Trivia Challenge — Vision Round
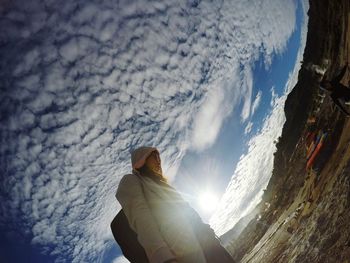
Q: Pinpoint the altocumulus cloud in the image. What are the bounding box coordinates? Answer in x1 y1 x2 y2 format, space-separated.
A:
1 0 297 261
210 0 309 236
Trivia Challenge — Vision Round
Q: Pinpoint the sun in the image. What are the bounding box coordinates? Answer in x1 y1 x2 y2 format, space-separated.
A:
198 191 219 213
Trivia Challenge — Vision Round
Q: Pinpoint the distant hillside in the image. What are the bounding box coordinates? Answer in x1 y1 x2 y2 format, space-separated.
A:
220 203 262 247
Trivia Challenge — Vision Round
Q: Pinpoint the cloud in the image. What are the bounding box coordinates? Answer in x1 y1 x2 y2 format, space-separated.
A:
190 66 241 151
251 90 262 116
243 90 262 135
112 256 129 263
244 121 253 135
210 86 287 236
0 0 298 262
209 0 310 236
190 0 298 149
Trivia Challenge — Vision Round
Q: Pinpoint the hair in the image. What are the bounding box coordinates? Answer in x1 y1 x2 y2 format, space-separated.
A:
137 164 168 184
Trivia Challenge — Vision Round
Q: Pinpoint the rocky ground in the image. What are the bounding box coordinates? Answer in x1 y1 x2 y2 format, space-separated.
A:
224 0 350 262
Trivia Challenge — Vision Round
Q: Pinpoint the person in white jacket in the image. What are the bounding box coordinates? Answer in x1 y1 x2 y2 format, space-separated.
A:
116 146 235 263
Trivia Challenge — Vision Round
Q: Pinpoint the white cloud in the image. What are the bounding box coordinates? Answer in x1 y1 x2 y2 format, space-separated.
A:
209 0 310 236
190 65 241 151
112 256 129 263
210 87 287 236
244 121 253 135
251 90 262 116
239 66 254 122
190 0 298 149
0 0 299 262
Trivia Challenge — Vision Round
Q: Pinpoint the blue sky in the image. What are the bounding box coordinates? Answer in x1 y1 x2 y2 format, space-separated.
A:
0 0 308 262
209 1 309 236
174 0 306 222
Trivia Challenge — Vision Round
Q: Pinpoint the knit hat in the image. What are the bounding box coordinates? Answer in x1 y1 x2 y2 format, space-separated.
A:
131 146 159 170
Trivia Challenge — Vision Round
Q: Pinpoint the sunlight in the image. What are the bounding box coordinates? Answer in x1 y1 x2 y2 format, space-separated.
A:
198 191 219 213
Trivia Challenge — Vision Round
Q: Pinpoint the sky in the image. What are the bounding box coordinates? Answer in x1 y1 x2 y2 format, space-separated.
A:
0 0 308 262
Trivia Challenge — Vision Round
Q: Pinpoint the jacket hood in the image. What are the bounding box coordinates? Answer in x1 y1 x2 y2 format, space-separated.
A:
131 146 159 170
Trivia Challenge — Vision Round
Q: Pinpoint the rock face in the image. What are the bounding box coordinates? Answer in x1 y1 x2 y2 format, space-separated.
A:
224 0 350 262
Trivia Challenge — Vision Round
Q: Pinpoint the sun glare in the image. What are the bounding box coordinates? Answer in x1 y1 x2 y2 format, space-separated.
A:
199 191 219 212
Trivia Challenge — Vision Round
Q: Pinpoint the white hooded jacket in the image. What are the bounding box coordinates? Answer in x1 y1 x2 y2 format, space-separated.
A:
116 146 207 263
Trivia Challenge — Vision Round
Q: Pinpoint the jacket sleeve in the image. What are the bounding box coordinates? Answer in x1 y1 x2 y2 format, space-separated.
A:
116 174 177 263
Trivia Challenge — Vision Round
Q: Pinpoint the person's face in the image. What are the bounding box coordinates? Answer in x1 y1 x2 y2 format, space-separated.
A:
145 151 162 174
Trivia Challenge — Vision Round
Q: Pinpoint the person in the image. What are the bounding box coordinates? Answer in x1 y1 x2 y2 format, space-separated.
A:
320 63 350 116
116 146 235 263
